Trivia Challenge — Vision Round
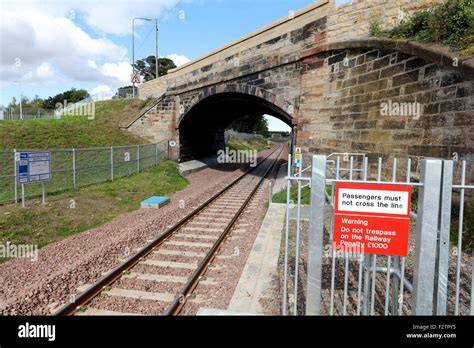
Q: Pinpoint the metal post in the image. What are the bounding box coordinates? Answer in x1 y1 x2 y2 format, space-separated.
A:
72 149 76 189
19 82 23 120
434 160 453 315
155 18 159 79
306 155 327 315
471 250 474 315
41 182 46 204
21 184 25 208
391 159 399 315
362 156 370 315
136 145 140 173
412 159 443 315
155 142 159 164
454 161 466 315
110 147 114 181
132 17 152 98
13 149 18 203
283 156 291 315
293 179 302 315
132 19 135 98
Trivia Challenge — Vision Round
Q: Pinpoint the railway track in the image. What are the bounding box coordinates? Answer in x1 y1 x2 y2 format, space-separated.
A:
54 144 284 316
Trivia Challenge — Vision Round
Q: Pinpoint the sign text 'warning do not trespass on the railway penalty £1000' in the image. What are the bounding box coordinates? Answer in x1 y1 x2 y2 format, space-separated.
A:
333 183 411 257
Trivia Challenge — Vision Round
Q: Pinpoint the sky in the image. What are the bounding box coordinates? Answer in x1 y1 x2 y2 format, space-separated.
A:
0 0 351 131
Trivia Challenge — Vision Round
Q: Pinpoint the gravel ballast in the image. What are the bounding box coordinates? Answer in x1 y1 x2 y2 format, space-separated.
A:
0 155 275 315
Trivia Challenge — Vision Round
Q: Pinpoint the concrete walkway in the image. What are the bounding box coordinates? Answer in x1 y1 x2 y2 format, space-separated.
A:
227 203 285 314
178 156 218 176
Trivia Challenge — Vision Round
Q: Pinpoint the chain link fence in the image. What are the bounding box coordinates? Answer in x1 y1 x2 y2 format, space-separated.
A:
0 107 57 121
0 141 169 205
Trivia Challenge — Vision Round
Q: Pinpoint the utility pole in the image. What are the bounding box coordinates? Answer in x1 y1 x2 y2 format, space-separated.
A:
131 17 152 98
155 18 159 79
19 81 23 120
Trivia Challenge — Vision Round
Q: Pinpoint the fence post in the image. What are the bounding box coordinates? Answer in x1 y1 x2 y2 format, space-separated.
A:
155 142 159 165
72 149 76 189
13 149 18 203
412 159 443 315
434 160 453 315
137 145 140 173
306 155 327 315
110 147 114 181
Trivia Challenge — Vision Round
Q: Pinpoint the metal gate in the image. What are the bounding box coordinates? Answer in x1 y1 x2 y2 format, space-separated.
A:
282 154 473 316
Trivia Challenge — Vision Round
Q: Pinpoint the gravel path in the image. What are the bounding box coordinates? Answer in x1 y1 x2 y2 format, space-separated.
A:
0 152 274 315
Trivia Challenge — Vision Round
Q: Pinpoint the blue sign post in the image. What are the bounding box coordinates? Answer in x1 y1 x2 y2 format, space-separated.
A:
17 151 51 207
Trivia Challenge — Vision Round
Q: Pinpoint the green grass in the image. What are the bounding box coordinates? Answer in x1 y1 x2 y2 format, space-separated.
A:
0 99 163 204
0 161 188 256
0 99 154 150
226 137 272 152
272 185 311 205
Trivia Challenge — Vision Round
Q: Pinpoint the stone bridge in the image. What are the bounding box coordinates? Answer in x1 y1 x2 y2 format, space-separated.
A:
127 0 473 169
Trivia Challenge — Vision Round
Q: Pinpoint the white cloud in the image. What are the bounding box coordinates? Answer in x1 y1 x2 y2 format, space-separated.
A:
101 61 132 84
167 54 191 67
92 85 112 95
81 0 181 36
0 0 187 91
36 62 55 79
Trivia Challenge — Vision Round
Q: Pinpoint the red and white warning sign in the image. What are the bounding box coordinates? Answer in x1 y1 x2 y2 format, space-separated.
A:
333 183 412 257
131 72 141 84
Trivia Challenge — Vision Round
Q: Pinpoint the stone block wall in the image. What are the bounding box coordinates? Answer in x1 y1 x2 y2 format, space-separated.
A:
299 44 473 180
327 0 443 43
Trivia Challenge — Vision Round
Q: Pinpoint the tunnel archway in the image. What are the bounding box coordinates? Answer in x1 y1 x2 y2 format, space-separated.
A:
179 92 294 161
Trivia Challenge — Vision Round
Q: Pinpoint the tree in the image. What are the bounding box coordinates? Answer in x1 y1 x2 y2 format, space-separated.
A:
42 88 89 109
133 56 177 81
228 114 269 137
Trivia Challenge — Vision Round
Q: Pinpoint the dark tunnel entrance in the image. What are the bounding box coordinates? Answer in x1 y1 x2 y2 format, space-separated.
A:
179 92 293 161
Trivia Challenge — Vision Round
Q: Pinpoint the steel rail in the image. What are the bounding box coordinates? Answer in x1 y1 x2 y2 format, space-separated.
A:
165 144 284 315
53 144 283 316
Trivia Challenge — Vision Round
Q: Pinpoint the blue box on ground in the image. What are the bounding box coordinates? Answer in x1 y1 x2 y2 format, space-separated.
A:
141 196 170 209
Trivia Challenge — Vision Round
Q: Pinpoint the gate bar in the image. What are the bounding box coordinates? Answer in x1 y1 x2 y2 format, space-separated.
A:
306 155 327 315
435 160 453 315
412 159 442 315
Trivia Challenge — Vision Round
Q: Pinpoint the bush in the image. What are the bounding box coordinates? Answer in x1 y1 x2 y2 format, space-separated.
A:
369 0 474 53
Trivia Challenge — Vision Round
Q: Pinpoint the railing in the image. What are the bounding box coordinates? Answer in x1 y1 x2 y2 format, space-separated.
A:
281 154 473 316
0 108 56 121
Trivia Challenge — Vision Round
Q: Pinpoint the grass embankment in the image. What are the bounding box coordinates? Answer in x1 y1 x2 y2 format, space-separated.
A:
369 0 474 56
0 99 154 149
0 161 188 255
0 99 160 204
225 137 272 152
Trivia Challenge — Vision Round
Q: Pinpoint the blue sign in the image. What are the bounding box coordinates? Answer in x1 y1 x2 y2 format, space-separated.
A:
18 151 51 184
